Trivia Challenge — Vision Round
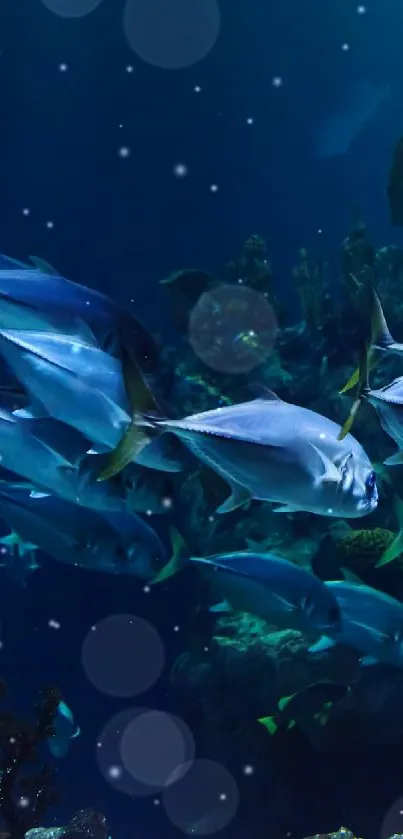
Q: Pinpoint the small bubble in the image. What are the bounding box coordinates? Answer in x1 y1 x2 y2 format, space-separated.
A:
59 62 68 71
356 4 366 13
48 619 61 629
209 184 219 192
46 220 54 229
18 797 30 809
118 146 131 158
22 208 30 216
341 42 350 51
194 85 202 93
272 76 283 87
162 497 173 509
246 117 254 124
108 765 122 779
243 765 254 776
174 163 188 178
126 65 134 73
173 625 180 632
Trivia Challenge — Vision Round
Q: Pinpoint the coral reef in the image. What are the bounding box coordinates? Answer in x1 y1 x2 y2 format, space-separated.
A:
25 810 109 839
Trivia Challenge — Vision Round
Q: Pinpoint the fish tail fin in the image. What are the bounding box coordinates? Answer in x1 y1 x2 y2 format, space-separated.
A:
97 343 164 481
258 715 278 736
338 343 370 440
150 527 188 585
376 495 403 567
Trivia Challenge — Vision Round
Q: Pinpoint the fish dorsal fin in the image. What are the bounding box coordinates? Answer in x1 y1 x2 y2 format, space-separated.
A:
0 254 31 270
248 384 283 402
29 256 60 276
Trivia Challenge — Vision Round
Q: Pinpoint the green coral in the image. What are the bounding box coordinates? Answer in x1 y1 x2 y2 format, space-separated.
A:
335 528 397 562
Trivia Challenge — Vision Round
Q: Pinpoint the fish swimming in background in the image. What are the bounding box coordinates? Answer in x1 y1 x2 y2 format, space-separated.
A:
340 286 403 397
189 552 342 636
315 80 390 159
258 683 347 736
0 483 169 580
102 383 378 519
0 531 40 587
47 700 80 759
0 253 161 379
309 580 403 668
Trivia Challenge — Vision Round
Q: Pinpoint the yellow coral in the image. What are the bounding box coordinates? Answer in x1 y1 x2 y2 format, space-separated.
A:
336 528 396 559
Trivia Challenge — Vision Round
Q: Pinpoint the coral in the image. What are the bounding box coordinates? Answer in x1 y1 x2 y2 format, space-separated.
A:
25 810 109 839
0 683 60 839
302 830 358 839
335 528 396 561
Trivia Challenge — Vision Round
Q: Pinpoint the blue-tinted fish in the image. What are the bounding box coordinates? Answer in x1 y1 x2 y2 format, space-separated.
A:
48 700 80 759
309 580 403 668
108 389 378 518
0 407 131 512
190 552 342 635
0 254 160 373
316 81 390 159
0 328 132 448
0 484 168 580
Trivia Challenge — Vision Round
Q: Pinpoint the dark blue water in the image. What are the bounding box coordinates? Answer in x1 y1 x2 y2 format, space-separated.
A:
1 2 403 838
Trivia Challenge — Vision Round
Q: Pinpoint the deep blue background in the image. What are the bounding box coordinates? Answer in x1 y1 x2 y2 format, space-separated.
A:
1 1 403 837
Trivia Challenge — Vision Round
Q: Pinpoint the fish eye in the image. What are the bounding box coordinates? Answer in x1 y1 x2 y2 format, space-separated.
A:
365 470 377 499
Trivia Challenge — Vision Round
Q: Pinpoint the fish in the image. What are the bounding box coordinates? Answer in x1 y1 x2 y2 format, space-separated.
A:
101 384 378 519
0 255 161 377
309 580 403 668
47 700 80 759
0 407 131 513
189 552 342 635
0 328 133 448
0 531 40 587
0 483 169 580
316 81 390 159
340 287 403 395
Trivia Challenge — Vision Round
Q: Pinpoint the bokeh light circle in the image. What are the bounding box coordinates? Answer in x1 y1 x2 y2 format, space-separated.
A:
189 284 278 374
162 759 239 834
82 614 164 697
40 0 104 18
380 796 403 839
121 710 195 787
123 0 221 69
97 708 194 798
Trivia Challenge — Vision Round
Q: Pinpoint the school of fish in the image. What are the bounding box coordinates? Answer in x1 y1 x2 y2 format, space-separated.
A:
3 251 403 681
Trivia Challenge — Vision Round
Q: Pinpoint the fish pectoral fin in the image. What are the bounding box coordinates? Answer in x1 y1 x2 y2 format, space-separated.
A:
72 726 81 739
216 482 251 514
384 452 403 467
308 636 336 654
273 504 303 514
29 491 50 499
150 526 187 585
309 444 341 487
209 600 232 613
360 655 380 667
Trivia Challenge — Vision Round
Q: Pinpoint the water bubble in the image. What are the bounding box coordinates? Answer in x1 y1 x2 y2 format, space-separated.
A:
82 614 164 697
188 284 278 374
121 710 194 787
381 796 403 839
123 0 221 70
97 708 193 798
163 759 239 834
40 0 104 17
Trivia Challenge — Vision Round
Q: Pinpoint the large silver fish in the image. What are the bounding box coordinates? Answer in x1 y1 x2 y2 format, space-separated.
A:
111 390 378 518
190 552 342 636
360 377 403 466
0 484 168 580
309 580 403 668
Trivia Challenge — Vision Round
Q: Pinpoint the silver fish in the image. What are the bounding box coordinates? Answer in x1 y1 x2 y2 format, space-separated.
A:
0 484 167 580
310 580 403 669
129 390 378 518
0 328 131 448
362 377 403 466
0 407 130 512
190 552 342 635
